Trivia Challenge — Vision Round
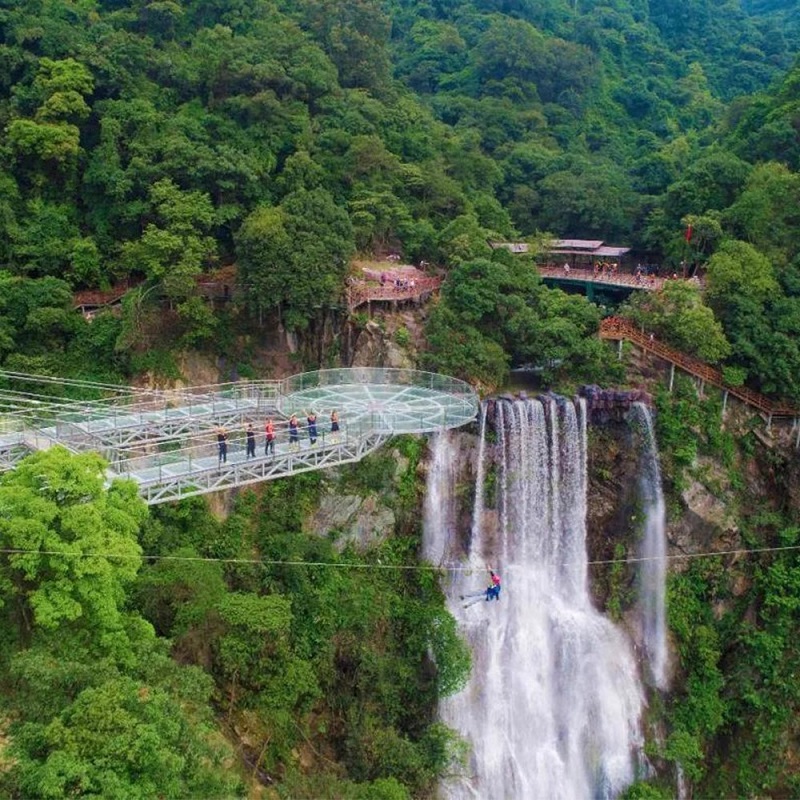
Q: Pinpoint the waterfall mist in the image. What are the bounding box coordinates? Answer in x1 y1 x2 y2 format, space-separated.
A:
426 398 644 799
630 402 668 690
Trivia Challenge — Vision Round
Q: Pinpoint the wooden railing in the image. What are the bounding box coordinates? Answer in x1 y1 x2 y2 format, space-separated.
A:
73 281 139 313
346 276 443 311
600 317 798 418
539 265 670 291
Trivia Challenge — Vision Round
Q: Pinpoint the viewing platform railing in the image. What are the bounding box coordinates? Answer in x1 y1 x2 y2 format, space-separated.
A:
600 317 798 419
346 276 443 311
0 367 479 503
538 265 668 291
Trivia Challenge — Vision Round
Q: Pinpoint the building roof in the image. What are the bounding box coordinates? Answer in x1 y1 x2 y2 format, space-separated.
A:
549 240 630 258
594 246 631 257
554 239 604 250
490 239 630 258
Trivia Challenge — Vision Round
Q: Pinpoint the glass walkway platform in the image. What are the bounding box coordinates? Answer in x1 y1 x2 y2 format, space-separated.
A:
0 368 479 504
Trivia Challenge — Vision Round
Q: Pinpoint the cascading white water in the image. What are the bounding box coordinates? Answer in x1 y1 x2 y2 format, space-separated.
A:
428 398 644 799
630 402 668 690
422 428 461 568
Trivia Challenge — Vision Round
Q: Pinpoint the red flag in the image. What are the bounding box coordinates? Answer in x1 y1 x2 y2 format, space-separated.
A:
685 224 693 243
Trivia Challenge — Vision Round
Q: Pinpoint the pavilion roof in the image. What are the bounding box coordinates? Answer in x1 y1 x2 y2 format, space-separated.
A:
554 239 604 249
594 246 630 257
491 239 631 258
548 240 630 258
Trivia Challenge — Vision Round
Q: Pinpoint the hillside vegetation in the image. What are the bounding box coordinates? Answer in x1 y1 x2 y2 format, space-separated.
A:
0 0 799 393
1 1 800 797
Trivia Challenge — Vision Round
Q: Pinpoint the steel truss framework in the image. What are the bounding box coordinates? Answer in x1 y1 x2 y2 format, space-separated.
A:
138 433 388 505
47 401 278 450
46 386 281 449
0 368 479 505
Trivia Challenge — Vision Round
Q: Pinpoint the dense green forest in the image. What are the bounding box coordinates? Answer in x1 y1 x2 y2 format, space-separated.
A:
2 0 800 796
0 442 469 798
1 0 800 394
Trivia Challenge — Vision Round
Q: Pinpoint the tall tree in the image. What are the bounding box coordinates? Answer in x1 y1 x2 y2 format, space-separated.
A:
237 188 353 330
0 448 146 650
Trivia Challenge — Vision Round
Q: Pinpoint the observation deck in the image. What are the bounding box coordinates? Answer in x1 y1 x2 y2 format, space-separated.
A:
0 368 478 505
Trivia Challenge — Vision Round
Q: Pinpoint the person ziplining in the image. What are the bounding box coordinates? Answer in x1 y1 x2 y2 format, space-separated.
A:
461 566 501 608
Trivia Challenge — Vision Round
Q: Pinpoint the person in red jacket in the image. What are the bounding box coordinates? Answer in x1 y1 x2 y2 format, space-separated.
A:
461 565 502 607
264 418 276 455
485 567 501 601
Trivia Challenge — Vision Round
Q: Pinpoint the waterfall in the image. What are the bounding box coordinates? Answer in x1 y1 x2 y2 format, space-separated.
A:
422 428 461 568
427 398 644 799
630 402 668 690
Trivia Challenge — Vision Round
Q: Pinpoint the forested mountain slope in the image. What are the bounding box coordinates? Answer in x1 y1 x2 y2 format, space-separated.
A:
2 0 799 393
2 2 800 798
0 0 795 291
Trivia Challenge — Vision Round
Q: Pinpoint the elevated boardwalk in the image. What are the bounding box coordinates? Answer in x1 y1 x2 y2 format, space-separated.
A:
0 368 479 505
74 282 137 317
600 317 798 422
346 263 443 312
539 265 666 292
346 276 442 312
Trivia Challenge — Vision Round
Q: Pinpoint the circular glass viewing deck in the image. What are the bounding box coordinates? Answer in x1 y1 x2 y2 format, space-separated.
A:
277 368 479 434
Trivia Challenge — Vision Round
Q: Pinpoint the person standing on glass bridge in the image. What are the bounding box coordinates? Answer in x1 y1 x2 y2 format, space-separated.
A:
265 417 276 455
306 410 318 445
289 414 299 448
216 426 228 464
245 422 256 459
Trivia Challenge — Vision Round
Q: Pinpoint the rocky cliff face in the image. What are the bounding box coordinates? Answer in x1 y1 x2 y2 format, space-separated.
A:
346 309 427 369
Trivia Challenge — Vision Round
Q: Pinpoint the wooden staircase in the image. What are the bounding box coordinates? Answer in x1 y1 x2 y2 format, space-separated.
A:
599 317 798 421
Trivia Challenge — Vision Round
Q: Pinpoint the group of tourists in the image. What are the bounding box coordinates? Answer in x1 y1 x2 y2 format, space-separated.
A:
215 410 341 464
593 260 619 277
379 272 417 290
634 264 658 286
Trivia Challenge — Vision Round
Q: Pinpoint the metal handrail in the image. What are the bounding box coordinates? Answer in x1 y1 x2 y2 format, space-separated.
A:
112 416 359 476
278 367 475 399
600 317 798 417
0 367 481 501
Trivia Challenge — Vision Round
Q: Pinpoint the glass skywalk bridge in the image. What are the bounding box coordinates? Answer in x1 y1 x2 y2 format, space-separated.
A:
0 368 478 504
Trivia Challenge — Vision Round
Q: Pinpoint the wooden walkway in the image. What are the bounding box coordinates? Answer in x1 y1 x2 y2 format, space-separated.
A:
600 317 798 420
346 276 443 312
539 265 666 291
74 282 138 316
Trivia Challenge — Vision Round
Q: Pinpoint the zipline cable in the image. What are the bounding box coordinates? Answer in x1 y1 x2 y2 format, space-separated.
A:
1 543 800 570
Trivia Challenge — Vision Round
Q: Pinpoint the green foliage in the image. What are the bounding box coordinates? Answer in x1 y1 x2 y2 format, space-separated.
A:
119 178 218 344
237 189 354 330
620 280 730 363
425 253 619 389
394 327 411 348
0 0 796 413
721 365 746 387
651 390 800 798
131 451 467 796
653 379 739 490
620 781 674 800
4 0 800 792
723 162 800 267
0 448 146 646
0 451 241 799
664 561 728 783
9 675 240 800
706 239 778 306
339 448 397 495
277 769 411 800
702 237 800 400
705 540 800 796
